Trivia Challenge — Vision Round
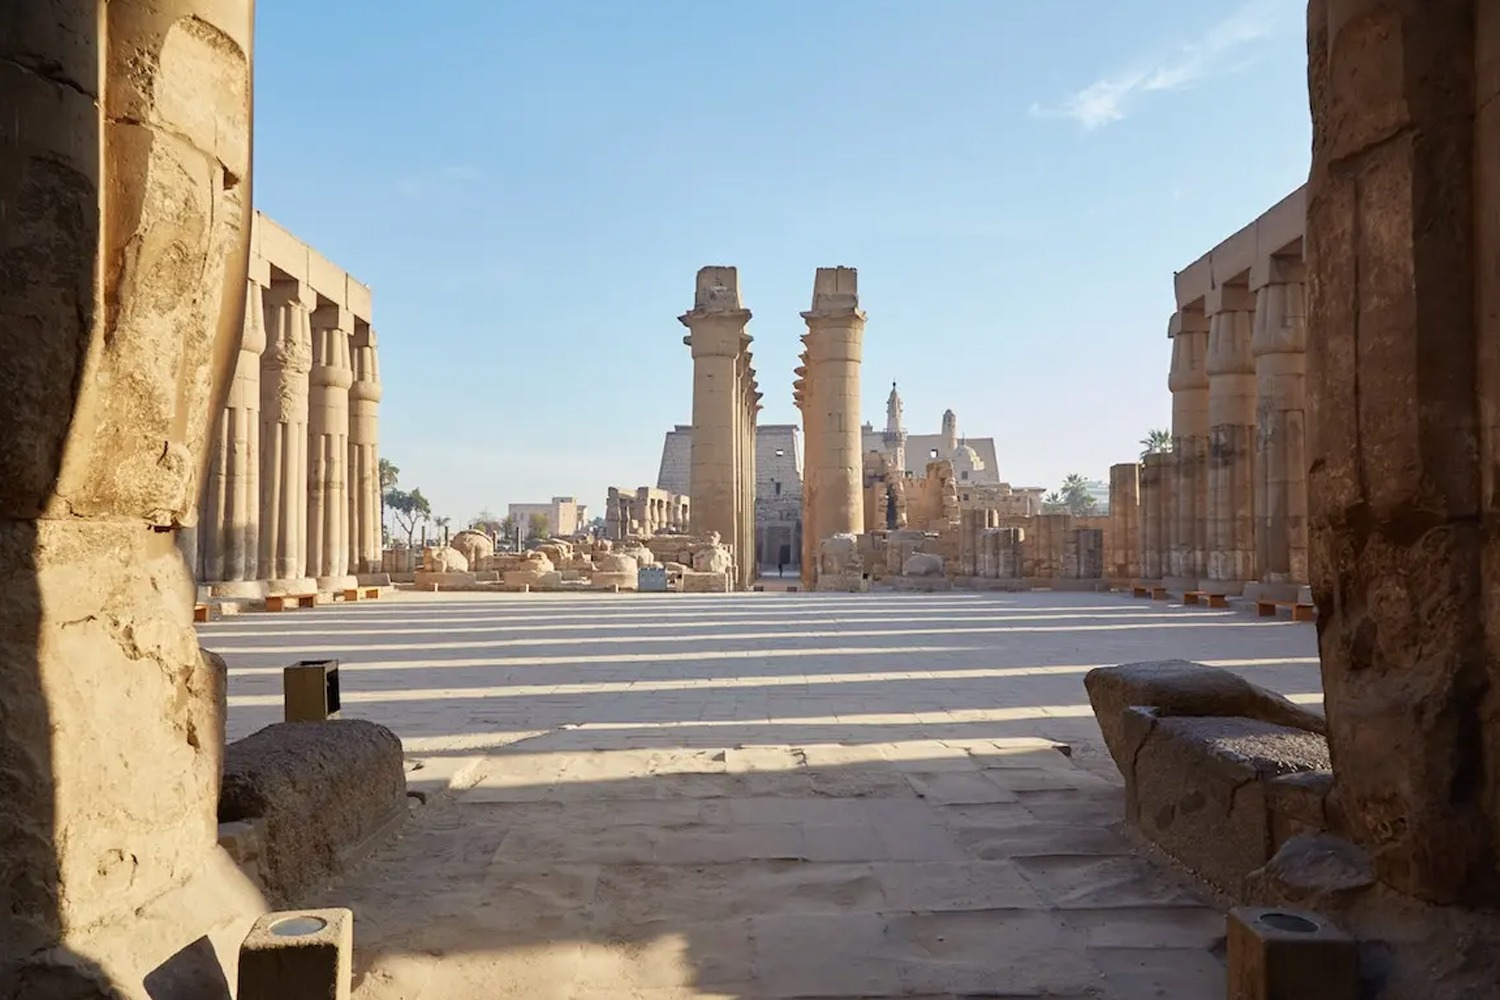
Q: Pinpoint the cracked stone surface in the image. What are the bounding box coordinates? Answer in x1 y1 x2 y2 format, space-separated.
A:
204 588 1321 998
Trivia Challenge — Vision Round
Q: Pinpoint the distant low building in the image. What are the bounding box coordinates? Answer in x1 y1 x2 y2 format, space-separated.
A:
508 497 588 539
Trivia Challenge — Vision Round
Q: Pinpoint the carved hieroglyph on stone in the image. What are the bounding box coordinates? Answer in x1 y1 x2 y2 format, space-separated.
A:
0 3 266 995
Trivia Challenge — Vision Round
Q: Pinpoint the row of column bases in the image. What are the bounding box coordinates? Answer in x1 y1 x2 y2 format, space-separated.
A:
191 276 383 596
1108 258 1308 599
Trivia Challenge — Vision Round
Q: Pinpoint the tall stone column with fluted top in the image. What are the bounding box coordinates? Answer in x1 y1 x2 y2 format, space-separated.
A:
1167 308 1209 587
348 323 382 576
794 345 817 587
1204 285 1257 593
1250 256 1307 590
801 267 867 572
260 281 315 591
307 305 353 589
199 276 266 591
680 267 752 576
0 2 264 991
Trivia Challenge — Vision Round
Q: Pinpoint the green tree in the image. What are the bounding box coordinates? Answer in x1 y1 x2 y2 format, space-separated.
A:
1139 428 1172 459
385 487 431 549
378 458 400 547
434 515 451 545
1041 491 1065 513
500 514 518 543
471 508 504 537
526 512 551 540
1059 473 1098 516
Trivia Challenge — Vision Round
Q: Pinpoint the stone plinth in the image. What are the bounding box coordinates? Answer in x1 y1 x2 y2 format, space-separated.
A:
220 721 406 905
238 908 354 1000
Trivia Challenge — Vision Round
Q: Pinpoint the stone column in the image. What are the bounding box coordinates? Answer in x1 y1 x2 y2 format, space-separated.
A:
198 276 266 592
1108 463 1140 581
801 267 866 560
679 267 751 558
1138 452 1172 582
260 281 316 592
1204 285 1257 594
0 2 262 991
794 345 818 587
1307 0 1500 906
307 305 353 590
1167 308 1210 588
1250 257 1307 592
348 323 382 577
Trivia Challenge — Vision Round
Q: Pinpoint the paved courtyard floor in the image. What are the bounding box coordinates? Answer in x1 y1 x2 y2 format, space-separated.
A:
203 588 1322 999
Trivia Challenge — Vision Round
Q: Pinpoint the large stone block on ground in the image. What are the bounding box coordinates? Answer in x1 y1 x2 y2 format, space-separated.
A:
1124 708 1331 896
1085 659 1325 774
220 721 407 904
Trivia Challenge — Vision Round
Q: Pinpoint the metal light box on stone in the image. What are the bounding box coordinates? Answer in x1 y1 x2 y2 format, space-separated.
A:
284 660 341 722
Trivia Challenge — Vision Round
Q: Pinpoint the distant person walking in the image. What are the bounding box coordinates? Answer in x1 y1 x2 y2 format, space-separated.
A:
776 560 784 578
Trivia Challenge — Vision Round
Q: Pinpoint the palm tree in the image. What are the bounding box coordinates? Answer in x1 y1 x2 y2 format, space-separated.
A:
434 515 452 546
378 458 400 547
1042 491 1065 513
1139 428 1172 459
1059 473 1097 516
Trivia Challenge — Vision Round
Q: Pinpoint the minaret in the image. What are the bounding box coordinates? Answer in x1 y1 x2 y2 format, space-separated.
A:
941 408 959 455
882 381 907 474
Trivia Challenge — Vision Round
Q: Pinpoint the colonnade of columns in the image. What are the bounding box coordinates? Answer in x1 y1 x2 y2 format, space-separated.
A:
604 486 691 540
1129 191 1309 600
679 267 759 590
196 241 383 597
794 267 867 589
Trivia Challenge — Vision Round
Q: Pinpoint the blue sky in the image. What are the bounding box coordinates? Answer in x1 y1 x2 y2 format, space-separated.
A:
253 0 1311 524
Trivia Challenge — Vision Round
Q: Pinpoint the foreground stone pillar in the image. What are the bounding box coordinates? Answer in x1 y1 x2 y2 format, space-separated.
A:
1204 286 1257 594
307 305 353 590
1251 257 1307 589
199 277 267 588
1168 308 1210 586
0 2 265 993
348 325 382 576
680 268 751 558
801 268 867 551
1108 463 1140 581
1307 0 1500 905
260 282 315 591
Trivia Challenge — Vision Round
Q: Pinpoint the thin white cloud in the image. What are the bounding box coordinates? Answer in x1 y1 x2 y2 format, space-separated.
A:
1030 0 1298 131
394 164 483 198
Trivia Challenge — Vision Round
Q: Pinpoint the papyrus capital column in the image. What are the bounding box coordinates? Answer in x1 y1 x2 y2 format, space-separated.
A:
1307 0 1500 905
348 323 382 576
680 267 752 566
1167 307 1209 585
1250 255 1307 588
0 2 260 989
307 303 354 589
260 280 315 589
1204 284 1257 591
801 267 866 564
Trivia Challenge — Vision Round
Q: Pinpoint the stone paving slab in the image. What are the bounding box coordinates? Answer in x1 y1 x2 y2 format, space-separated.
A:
209 589 1323 998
